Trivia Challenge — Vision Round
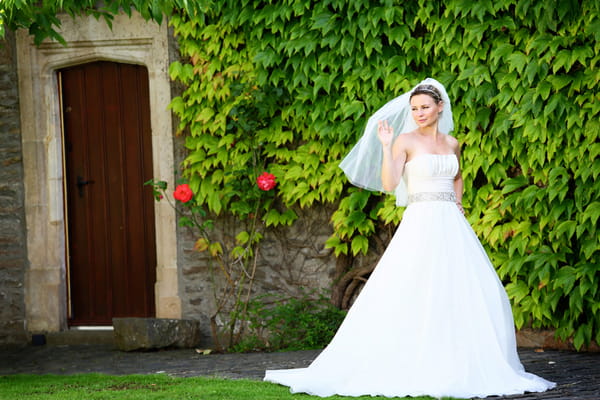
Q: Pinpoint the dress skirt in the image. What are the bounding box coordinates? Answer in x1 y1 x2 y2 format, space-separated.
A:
264 200 556 398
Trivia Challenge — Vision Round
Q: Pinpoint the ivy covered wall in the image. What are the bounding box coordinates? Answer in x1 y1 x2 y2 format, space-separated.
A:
168 0 599 349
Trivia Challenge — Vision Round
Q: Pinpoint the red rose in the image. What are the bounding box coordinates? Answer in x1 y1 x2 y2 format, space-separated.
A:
173 184 193 203
256 172 276 191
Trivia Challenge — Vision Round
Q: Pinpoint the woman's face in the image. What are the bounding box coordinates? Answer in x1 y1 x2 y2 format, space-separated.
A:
410 94 443 129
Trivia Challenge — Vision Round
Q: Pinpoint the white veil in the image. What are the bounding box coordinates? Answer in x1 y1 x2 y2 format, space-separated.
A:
339 78 454 206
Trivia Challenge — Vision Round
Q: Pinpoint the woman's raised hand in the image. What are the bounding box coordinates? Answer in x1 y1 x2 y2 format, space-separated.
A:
377 120 394 147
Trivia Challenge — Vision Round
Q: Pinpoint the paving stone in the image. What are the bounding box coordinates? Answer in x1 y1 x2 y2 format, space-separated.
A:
0 345 598 399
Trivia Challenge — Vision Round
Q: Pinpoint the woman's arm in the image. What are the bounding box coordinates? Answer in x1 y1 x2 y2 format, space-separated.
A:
453 140 464 213
378 121 407 191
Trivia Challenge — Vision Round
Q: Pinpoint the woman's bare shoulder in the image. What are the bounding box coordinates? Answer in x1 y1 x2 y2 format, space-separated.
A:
394 132 415 146
445 134 460 149
396 131 421 150
392 133 415 159
396 131 420 145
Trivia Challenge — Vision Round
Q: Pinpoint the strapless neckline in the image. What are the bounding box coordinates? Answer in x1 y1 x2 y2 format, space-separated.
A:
406 153 456 165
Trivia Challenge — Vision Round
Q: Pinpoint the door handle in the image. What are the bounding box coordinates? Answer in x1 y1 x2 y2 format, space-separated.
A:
76 176 95 197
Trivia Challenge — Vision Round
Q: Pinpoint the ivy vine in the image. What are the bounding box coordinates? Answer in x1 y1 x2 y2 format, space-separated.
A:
4 0 597 349
169 0 599 349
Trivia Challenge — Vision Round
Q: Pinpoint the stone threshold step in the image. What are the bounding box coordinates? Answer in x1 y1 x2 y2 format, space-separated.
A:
45 328 115 346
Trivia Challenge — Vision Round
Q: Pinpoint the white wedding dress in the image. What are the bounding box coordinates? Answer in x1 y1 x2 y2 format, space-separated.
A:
264 154 556 399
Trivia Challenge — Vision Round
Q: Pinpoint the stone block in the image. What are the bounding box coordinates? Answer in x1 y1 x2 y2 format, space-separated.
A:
113 317 201 351
0 319 27 345
516 328 600 352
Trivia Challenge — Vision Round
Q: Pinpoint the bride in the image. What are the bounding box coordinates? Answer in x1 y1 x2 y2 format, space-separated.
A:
264 78 556 398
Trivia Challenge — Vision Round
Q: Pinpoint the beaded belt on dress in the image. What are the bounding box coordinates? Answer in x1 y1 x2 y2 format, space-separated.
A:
408 192 457 204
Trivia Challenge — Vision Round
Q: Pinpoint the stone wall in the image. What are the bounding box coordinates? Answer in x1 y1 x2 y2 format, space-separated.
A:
165 28 387 346
178 206 340 345
164 27 343 345
0 31 28 344
162 23 393 348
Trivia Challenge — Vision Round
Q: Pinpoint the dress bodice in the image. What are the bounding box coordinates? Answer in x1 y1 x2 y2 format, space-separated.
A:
402 154 458 195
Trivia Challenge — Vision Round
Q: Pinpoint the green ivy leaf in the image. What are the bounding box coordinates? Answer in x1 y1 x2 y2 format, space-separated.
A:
350 235 369 256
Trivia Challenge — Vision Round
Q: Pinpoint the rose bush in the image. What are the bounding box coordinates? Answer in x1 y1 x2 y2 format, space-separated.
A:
146 169 283 350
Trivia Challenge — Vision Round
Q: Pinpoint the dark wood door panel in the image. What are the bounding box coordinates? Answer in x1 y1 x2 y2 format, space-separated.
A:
61 61 156 325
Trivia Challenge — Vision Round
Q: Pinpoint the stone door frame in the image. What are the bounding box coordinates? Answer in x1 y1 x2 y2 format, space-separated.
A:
16 12 181 333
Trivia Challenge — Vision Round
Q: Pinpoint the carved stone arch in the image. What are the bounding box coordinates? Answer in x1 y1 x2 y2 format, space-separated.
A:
16 12 181 333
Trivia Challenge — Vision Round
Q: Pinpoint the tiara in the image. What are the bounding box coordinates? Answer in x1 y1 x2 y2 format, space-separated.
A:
412 86 442 100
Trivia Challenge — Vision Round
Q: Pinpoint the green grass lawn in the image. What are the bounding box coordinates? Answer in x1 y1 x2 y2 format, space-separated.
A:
0 374 461 400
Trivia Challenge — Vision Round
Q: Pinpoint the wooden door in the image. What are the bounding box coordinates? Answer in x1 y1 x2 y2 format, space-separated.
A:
60 61 156 325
